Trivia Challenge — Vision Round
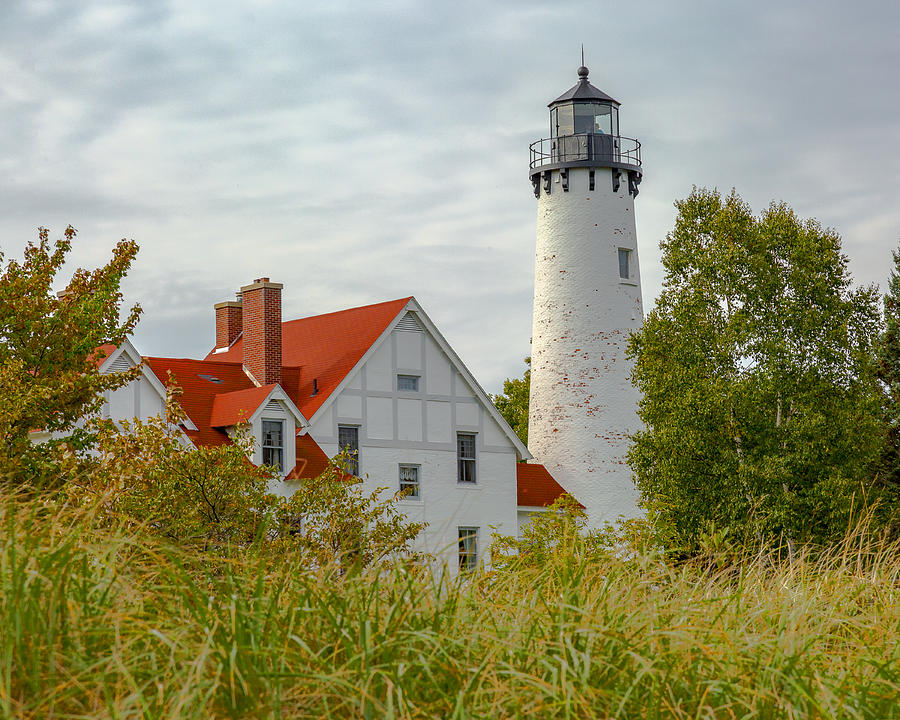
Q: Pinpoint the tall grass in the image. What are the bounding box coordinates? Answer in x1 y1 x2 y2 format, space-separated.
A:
2 493 899 719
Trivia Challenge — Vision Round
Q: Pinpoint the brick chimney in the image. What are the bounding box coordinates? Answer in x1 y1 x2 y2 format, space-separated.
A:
241 277 283 385
214 296 243 350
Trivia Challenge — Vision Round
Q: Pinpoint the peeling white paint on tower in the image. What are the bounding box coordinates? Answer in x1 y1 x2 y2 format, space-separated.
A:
527 65 644 528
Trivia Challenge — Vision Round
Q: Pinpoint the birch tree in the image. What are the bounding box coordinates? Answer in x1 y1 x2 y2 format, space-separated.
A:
628 188 884 549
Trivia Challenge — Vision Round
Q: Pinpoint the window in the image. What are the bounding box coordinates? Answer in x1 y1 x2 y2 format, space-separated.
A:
262 420 284 472
458 527 478 571
457 433 476 483
337 425 359 476
618 248 631 280
399 464 420 498
397 374 419 392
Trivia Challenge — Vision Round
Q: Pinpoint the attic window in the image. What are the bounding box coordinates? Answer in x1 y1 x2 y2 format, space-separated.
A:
197 374 224 384
396 312 423 332
107 354 133 373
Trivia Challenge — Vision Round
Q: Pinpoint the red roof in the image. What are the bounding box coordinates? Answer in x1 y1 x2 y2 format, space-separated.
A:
286 433 331 481
205 298 411 418
516 463 580 508
143 357 253 446
143 356 331 478
209 384 279 427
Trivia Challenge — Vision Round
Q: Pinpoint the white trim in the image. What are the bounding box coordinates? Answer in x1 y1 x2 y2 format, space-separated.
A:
98 338 140 375
246 385 310 430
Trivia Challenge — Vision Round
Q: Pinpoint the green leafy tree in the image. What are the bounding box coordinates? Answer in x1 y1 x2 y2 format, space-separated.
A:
0 226 141 486
874 246 900 519
492 357 530 445
66 390 425 562
628 188 884 550
491 494 588 571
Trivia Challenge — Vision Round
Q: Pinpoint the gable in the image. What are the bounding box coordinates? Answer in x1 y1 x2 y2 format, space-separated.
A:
310 300 531 460
403 301 531 460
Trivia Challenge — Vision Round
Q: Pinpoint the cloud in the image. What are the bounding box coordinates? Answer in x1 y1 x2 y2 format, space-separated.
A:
1 0 898 393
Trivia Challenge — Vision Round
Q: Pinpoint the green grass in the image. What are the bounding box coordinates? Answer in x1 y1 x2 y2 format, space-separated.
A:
2 495 899 719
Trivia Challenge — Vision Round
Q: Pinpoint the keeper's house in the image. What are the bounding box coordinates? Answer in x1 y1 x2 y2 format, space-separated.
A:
85 278 570 569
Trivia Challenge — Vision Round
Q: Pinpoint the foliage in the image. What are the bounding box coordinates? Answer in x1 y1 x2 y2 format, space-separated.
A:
492 356 530 445
492 494 590 569
64 385 278 548
628 188 886 550
0 226 141 486
875 244 900 517
274 451 426 573
3 492 899 719
62 388 425 563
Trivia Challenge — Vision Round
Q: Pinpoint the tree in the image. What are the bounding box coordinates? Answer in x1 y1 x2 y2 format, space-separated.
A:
0 227 141 486
273 450 426 572
874 245 900 509
65 385 278 547
628 188 884 549
492 357 530 445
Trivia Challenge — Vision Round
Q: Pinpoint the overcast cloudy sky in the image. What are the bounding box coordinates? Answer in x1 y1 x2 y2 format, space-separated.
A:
2 0 898 392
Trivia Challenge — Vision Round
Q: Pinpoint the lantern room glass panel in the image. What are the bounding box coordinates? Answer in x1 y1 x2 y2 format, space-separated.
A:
552 102 619 138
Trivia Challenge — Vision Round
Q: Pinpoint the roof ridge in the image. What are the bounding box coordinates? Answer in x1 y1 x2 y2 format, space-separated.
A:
144 356 244 367
281 296 413 325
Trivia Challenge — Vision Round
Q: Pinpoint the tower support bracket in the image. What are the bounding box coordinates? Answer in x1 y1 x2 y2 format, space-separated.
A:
627 170 642 198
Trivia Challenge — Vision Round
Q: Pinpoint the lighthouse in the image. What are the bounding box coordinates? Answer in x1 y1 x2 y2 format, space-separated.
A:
527 64 644 527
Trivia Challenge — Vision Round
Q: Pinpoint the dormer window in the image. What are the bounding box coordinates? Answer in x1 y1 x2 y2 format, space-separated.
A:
262 420 284 472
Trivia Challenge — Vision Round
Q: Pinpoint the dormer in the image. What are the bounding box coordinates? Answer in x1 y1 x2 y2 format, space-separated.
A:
209 384 308 477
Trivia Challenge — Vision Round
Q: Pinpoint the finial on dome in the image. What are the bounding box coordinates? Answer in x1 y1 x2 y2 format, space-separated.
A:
578 45 588 79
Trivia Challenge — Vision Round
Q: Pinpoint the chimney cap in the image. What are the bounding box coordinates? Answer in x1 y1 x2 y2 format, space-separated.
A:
214 300 243 310
240 278 283 293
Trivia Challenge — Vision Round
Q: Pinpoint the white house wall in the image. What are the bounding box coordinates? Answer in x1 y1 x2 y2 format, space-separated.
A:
306 324 519 569
102 371 166 423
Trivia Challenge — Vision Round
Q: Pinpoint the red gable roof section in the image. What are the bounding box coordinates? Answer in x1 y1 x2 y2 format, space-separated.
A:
286 433 332 481
143 358 331 478
205 297 411 418
517 463 582 508
209 384 279 427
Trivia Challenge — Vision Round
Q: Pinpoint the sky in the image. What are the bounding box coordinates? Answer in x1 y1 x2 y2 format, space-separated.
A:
1 0 899 394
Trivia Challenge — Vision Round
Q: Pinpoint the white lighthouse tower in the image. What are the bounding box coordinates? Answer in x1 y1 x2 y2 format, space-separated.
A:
527 64 644 528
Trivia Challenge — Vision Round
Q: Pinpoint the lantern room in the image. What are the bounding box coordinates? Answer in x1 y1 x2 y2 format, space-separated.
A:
549 65 620 138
